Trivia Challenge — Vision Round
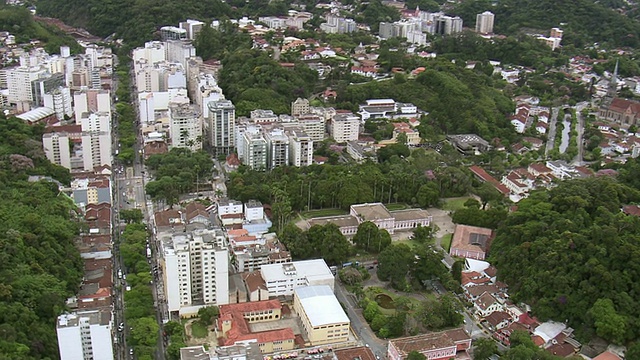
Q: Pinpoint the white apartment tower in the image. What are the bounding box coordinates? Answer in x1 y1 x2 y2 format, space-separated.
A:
56 310 114 360
242 127 268 170
331 113 360 142
207 100 236 154
80 112 112 171
43 87 73 120
73 89 112 124
296 114 325 142
265 128 290 170
43 131 73 169
475 11 495 34
163 229 230 315
288 129 313 167
169 102 202 151
6 55 49 104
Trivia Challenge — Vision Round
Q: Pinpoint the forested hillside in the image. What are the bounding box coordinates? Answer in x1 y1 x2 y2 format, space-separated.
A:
0 5 81 54
0 116 82 359
339 59 515 140
454 0 640 48
490 177 640 344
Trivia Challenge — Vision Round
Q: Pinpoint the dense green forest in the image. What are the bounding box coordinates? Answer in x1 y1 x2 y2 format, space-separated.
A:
0 5 81 54
454 0 640 48
338 59 515 141
490 176 640 344
0 116 82 359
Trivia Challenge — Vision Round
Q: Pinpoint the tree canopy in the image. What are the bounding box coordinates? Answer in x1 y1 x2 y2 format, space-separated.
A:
490 177 640 343
0 116 82 359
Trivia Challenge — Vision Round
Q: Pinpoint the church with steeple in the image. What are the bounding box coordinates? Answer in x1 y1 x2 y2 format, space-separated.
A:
598 59 640 128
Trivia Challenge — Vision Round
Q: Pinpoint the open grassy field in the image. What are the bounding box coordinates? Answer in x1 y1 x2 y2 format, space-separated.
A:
190 322 208 338
442 197 473 211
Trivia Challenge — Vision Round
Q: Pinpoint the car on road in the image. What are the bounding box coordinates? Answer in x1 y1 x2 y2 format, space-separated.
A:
129 348 134 355
118 322 124 332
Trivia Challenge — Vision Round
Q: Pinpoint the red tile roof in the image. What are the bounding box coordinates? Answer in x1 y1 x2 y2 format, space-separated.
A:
218 300 295 346
469 166 510 196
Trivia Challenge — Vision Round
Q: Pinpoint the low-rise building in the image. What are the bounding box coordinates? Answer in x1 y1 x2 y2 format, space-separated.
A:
293 285 350 346
216 300 295 353
260 259 334 298
449 224 493 260
387 328 471 360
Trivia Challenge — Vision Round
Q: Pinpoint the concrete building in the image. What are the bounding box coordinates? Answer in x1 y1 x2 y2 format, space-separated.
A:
207 100 236 154
449 224 494 260
291 97 310 117
79 112 112 171
387 328 471 360
331 112 360 143
434 15 463 35
160 26 188 41
43 125 81 170
43 87 73 121
297 114 325 142
132 41 166 67
56 309 114 360
165 40 197 69
260 259 334 297
162 228 230 317
242 128 268 170
293 285 350 346
6 55 49 104
475 11 495 34
169 102 202 151
288 129 313 167
265 128 290 170
73 89 112 124
179 19 205 40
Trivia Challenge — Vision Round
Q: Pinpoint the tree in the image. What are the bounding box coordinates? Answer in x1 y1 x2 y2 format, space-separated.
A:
352 221 391 253
475 182 502 209
589 299 627 344
406 351 426 360
377 244 413 289
416 182 440 208
411 224 436 244
129 317 159 347
198 306 219 326
472 338 498 360
120 209 144 224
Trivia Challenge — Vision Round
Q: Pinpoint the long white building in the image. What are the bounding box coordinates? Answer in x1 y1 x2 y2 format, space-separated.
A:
260 259 334 297
56 309 114 360
331 113 360 143
162 228 230 317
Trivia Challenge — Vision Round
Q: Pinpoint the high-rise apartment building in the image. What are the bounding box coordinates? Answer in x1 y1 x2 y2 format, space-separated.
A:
162 228 230 317
56 309 114 360
288 129 313 167
43 125 81 170
6 55 49 104
331 113 360 143
435 15 463 35
296 114 325 142
242 128 268 170
169 102 202 151
207 100 235 154
80 112 112 171
265 128 290 170
475 11 495 34
43 87 73 120
73 89 112 124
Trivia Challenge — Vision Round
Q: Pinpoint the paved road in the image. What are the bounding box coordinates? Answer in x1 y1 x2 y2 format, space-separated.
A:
573 102 588 166
545 107 560 158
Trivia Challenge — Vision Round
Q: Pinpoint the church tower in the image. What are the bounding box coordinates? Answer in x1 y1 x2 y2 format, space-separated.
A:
605 59 619 103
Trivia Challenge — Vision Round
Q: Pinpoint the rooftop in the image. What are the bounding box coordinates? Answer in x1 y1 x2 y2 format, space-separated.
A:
351 203 393 221
390 208 431 222
334 347 376 360
451 224 494 253
57 309 111 328
389 328 470 355
295 285 349 327
261 259 333 285
307 215 360 229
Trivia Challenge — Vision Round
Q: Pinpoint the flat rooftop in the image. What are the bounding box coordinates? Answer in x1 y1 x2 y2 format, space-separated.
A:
261 259 333 284
351 203 393 221
295 285 349 327
390 208 431 221
307 215 359 228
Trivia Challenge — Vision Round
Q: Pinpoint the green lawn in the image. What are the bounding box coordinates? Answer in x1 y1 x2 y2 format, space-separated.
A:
442 197 473 211
396 238 422 249
190 322 208 338
440 233 453 252
300 208 348 219
384 203 409 211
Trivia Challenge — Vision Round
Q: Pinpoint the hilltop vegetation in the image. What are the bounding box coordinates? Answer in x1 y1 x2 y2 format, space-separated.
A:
490 176 640 343
0 116 82 359
0 5 81 54
454 0 640 48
